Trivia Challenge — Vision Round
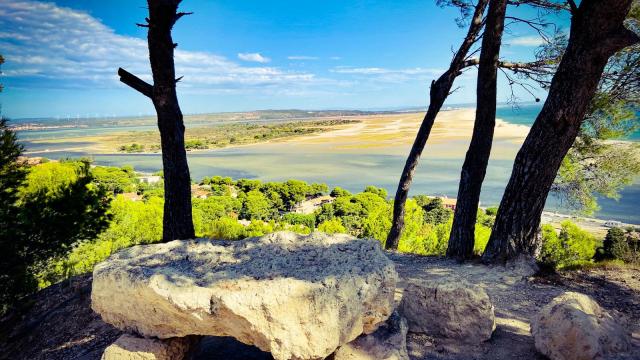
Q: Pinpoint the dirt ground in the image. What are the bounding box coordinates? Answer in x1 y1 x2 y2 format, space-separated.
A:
388 254 640 360
1 254 638 360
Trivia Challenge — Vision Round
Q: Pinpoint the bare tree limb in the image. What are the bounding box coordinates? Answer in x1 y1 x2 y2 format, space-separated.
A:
118 67 153 98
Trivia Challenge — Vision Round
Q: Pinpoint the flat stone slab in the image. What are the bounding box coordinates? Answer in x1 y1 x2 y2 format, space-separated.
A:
92 231 398 360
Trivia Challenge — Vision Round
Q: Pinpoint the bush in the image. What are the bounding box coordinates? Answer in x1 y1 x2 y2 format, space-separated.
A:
597 227 640 264
363 185 387 199
241 190 273 220
474 224 492 255
91 165 138 194
330 187 351 198
282 213 316 229
208 217 247 240
317 218 347 234
414 195 452 225
539 221 599 269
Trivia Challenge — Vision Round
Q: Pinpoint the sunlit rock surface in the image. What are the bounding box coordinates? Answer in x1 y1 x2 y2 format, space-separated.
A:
532 292 630 360
92 231 398 360
399 280 496 343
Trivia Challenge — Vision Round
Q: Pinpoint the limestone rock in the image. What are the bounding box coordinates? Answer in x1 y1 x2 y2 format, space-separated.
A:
92 231 398 360
531 292 630 360
333 311 409 360
102 334 198 360
399 280 495 343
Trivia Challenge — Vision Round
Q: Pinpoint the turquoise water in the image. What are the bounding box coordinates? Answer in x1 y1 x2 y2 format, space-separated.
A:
497 104 640 140
18 106 640 224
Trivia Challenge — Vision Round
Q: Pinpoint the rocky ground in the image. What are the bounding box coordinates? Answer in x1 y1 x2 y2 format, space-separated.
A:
1 253 638 360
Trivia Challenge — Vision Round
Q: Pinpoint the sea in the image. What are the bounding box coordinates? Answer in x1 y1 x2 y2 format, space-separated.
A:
14 104 640 224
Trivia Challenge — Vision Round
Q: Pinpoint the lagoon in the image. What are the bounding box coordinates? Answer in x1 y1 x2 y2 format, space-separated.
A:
18 104 640 224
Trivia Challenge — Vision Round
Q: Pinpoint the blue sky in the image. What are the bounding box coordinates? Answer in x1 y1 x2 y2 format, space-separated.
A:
0 0 568 119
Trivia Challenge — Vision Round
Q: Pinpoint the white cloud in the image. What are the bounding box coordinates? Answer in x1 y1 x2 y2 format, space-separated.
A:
288 56 318 60
237 52 270 63
0 1 321 92
506 35 545 47
330 56 342 60
330 66 443 83
332 67 442 75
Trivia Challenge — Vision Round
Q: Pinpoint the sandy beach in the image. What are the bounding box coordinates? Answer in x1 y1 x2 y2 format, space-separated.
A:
274 109 530 159
23 109 531 159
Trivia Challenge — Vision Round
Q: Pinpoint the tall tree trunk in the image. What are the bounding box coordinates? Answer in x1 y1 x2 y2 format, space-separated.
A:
386 0 489 250
482 0 639 263
447 0 508 260
118 0 195 241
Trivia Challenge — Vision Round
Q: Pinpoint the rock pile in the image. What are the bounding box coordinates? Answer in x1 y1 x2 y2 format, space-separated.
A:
92 231 398 360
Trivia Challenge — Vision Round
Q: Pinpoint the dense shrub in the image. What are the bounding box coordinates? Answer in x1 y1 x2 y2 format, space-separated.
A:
414 195 453 225
539 221 599 268
2 159 111 308
597 227 640 264
91 165 138 194
282 213 316 229
317 218 347 234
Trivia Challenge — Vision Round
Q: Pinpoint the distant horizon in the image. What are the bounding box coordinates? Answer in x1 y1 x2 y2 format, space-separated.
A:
8 101 544 122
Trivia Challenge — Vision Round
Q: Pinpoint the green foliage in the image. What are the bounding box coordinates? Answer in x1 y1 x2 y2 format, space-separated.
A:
413 195 453 225
317 218 347 234
281 213 316 229
185 139 208 150
363 185 388 199
115 120 359 154
597 227 640 264
241 190 273 220
208 217 249 240
474 224 492 255
317 191 392 239
118 143 145 153
539 221 599 269
91 165 138 194
330 187 351 197
39 195 163 287
1 159 111 312
0 118 27 313
554 142 640 215
192 195 242 237
485 206 498 216
553 34 640 214
476 208 496 228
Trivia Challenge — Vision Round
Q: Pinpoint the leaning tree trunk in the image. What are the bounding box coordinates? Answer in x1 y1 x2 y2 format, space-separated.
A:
447 0 508 260
386 0 489 250
118 0 195 241
482 0 639 263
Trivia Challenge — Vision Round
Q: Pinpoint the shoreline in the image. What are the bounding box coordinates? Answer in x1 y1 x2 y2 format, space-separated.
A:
19 109 640 225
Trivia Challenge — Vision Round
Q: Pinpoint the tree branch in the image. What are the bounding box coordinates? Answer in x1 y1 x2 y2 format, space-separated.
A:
118 67 153 98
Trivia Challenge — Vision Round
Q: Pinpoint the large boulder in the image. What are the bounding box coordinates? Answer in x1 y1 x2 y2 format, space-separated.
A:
102 334 199 360
531 292 630 360
332 311 409 360
399 280 495 343
92 231 398 360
